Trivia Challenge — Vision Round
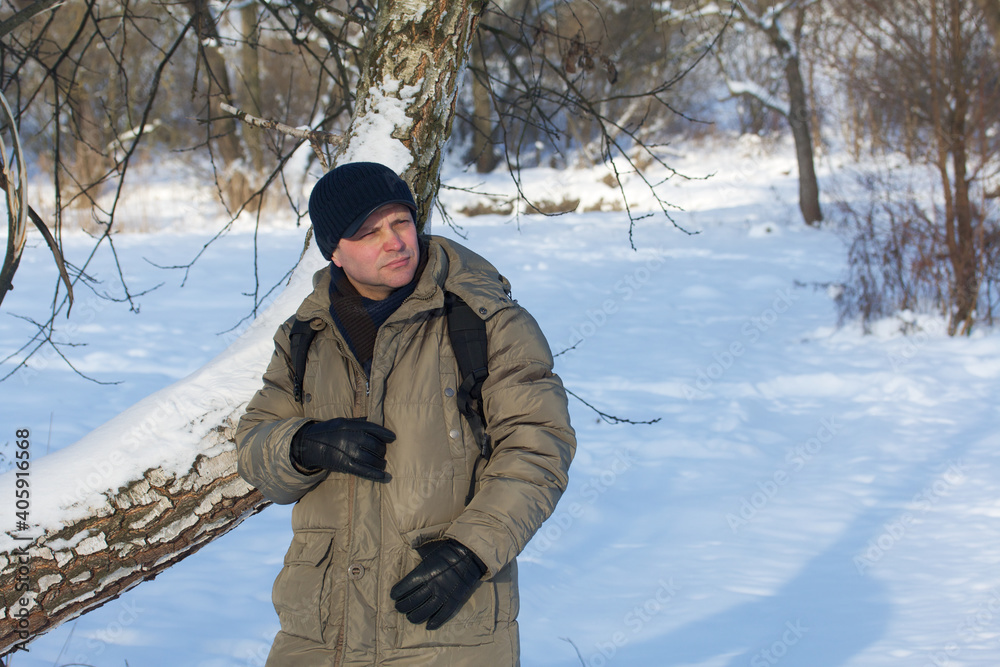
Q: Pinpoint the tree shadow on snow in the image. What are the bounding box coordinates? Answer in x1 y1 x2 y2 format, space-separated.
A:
602 441 972 667
633 513 892 667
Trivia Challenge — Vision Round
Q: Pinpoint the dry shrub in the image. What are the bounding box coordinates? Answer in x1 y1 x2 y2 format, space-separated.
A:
836 171 999 333
458 199 515 216
583 198 623 213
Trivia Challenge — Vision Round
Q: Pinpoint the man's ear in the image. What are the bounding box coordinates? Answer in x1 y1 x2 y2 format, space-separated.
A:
330 246 343 268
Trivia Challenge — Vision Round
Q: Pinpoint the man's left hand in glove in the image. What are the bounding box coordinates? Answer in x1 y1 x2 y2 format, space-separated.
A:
390 538 487 630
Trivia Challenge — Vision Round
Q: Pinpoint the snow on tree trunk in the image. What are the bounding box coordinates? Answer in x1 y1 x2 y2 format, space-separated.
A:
0 0 485 655
733 1 823 227
340 0 486 233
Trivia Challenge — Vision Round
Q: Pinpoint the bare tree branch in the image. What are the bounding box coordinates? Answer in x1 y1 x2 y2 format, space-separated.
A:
0 89 28 311
564 387 661 425
220 100 344 169
0 0 64 39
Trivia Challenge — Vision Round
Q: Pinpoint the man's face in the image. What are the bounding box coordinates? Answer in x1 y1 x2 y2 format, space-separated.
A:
331 203 419 300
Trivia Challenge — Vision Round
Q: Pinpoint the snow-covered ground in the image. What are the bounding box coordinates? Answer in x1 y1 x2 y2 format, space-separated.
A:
2 138 999 667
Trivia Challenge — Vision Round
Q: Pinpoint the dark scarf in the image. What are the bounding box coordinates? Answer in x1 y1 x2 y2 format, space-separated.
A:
328 237 429 375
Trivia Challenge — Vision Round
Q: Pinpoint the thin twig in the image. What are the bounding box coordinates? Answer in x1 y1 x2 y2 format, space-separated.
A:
220 102 345 147
560 636 587 667
564 387 661 425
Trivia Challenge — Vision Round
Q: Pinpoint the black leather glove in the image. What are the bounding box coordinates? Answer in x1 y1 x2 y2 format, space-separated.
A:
390 538 487 630
289 418 395 482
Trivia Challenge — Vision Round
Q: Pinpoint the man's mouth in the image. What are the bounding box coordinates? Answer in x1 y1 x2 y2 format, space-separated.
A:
383 255 411 269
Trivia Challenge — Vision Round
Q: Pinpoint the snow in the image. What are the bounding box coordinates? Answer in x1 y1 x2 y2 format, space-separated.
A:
0 228 327 553
3 136 1000 666
726 79 790 117
340 77 420 172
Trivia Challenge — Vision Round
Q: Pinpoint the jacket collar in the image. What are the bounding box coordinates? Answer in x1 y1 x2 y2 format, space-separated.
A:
296 236 513 326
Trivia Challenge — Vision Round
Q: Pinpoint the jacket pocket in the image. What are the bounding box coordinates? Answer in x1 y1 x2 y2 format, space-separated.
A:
393 522 497 649
494 558 519 624
272 530 339 644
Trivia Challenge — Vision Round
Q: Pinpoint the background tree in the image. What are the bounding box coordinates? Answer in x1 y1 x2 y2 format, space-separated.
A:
464 0 729 242
827 0 1000 334
709 0 824 225
468 30 500 173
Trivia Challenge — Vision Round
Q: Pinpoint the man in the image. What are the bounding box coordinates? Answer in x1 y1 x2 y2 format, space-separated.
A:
236 161 576 666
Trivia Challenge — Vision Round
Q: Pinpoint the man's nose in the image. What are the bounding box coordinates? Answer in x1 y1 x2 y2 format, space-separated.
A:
383 229 404 250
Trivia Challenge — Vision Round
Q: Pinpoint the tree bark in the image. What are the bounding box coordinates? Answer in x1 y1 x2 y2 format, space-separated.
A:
979 0 1000 49
0 0 63 39
471 32 499 173
735 1 823 226
1 428 265 654
0 0 485 655
240 1 266 174
783 47 823 225
342 0 487 233
187 0 244 167
764 6 822 226
945 0 977 334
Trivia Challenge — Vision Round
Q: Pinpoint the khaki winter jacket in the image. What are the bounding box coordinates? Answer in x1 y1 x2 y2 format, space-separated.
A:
236 236 576 666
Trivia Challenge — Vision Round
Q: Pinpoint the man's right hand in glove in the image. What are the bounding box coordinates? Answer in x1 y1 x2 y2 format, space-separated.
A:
290 418 395 482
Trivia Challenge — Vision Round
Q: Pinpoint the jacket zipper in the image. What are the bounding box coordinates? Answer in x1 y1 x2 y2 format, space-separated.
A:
306 310 367 666
307 299 441 663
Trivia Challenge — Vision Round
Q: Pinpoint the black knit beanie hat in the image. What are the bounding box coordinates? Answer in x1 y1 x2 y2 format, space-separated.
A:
308 162 417 259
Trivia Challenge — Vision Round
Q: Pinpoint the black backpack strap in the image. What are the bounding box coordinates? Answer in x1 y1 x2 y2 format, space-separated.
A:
444 292 492 504
288 318 318 404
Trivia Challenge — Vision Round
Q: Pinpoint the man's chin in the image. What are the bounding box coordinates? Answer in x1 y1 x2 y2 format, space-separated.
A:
383 258 417 285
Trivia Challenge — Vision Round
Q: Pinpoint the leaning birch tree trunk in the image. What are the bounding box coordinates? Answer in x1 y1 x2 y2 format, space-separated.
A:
0 0 486 654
